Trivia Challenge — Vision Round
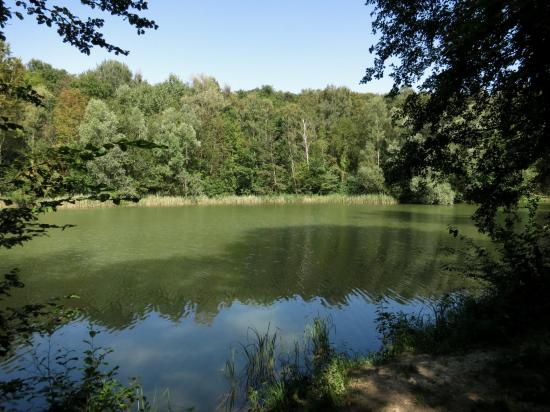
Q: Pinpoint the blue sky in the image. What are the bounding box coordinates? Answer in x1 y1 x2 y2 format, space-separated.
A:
3 1 393 93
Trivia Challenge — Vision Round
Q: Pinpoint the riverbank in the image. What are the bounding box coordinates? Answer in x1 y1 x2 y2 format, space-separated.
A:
337 293 550 411
240 330 550 412
232 291 550 412
4 193 548 209
342 346 549 411
55 194 398 208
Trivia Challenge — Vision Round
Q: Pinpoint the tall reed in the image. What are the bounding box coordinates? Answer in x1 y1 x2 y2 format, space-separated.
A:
53 194 397 209
224 317 351 411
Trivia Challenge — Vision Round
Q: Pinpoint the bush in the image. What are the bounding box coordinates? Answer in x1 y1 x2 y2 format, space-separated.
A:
299 162 342 195
408 174 455 205
355 164 386 194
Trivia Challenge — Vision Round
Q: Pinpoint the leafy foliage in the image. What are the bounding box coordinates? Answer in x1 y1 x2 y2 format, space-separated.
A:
364 0 550 337
52 87 88 144
0 3 158 410
0 138 159 249
0 269 79 358
450 197 550 309
0 0 157 55
2 51 467 203
364 0 550 229
1 322 145 411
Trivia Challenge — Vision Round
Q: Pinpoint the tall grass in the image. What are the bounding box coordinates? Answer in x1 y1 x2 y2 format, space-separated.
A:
241 326 279 393
224 317 358 412
52 194 397 209
305 317 334 372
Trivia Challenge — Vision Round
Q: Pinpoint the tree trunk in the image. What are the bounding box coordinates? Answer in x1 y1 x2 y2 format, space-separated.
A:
302 119 310 169
286 135 298 194
269 138 278 190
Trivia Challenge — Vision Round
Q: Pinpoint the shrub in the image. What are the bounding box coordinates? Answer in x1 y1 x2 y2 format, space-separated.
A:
356 164 386 194
408 174 455 205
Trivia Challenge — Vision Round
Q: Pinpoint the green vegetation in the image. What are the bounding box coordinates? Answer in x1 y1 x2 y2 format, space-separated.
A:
225 318 364 411
6 41 549 206
375 201 550 358
363 0 550 332
43 194 397 208
0 269 146 410
0 3 160 410
224 0 550 408
347 0 550 408
1 0 550 409
1 42 475 205
227 304 549 411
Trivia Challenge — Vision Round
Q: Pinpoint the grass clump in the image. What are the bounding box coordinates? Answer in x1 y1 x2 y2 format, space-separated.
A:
224 317 362 412
375 292 476 357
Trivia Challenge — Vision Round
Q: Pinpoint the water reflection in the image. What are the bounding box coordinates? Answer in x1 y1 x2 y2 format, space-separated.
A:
4 224 470 330
0 204 481 410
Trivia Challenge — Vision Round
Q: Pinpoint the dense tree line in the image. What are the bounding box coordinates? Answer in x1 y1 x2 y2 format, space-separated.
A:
1 44 465 204
364 0 550 223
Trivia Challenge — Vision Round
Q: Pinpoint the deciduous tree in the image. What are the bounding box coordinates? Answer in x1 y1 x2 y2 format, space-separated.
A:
363 0 550 229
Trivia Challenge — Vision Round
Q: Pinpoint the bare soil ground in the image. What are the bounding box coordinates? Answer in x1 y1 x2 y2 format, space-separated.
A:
342 350 549 412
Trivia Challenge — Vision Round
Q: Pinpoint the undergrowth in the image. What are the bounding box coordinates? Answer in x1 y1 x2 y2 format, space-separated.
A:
224 317 366 412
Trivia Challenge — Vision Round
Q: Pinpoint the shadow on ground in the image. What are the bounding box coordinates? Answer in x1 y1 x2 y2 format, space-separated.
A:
343 350 550 412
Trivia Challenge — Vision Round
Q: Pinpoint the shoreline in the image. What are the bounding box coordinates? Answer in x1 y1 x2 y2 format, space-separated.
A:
55 194 399 208
3 194 547 209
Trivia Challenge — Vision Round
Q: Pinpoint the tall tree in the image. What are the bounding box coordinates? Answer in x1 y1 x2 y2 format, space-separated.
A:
76 60 133 99
148 107 200 195
237 93 282 193
0 41 32 163
78 98 136 193
52 87 88 144
364 0 550 317
363 0 550 230
26 59 70 95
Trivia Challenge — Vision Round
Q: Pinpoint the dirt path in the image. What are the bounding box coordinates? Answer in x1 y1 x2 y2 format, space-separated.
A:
342 351 549 412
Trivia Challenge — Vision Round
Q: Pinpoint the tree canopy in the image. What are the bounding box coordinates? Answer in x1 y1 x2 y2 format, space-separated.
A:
0 0 157 55
364 0 550 231
4 55 448 201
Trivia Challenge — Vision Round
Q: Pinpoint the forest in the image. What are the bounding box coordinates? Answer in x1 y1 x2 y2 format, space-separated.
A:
1 0 550 409
1 43 469 205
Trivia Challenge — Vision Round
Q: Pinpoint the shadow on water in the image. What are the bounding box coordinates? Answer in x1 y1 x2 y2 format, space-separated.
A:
356 206 476 226
0 205 484 410
4 224 473 330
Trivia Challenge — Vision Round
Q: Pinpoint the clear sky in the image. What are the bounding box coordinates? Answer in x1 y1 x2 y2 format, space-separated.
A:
3 1 393 93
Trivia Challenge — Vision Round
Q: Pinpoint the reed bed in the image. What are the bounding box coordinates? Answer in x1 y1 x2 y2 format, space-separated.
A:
54 194 397 209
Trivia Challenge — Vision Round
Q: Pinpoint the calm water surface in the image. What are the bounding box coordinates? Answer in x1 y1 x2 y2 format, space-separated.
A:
0 204 481 410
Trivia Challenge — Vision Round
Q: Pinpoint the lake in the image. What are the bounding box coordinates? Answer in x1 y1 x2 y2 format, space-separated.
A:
0 203 481 410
